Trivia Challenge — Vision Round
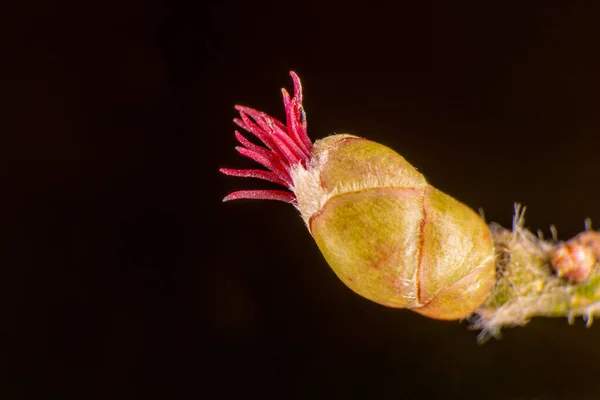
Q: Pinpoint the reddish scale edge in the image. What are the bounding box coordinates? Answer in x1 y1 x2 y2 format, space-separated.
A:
220 71 313 203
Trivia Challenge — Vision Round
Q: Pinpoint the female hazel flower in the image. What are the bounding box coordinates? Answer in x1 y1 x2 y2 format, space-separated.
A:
221 72 496 320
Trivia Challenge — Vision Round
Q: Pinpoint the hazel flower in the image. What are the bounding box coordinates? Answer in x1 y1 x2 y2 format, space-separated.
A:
220 72 496 321
220 71 311 204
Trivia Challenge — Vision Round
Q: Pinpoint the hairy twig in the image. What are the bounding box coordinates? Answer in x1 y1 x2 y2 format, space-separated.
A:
471 205 600 342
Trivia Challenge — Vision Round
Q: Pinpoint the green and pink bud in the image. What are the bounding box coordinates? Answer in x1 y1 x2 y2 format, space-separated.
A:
221 72 496 320
551 231 600 283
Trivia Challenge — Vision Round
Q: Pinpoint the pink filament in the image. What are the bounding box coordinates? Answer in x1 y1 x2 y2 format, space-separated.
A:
222 190 296 203
220 71 313 203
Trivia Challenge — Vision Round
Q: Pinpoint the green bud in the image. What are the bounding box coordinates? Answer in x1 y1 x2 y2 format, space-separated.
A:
293 135 496 320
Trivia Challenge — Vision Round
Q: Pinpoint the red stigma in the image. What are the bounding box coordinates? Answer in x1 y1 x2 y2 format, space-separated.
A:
220 71 313 203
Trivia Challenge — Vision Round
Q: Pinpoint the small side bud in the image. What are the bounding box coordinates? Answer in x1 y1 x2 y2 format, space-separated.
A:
551 231 600 283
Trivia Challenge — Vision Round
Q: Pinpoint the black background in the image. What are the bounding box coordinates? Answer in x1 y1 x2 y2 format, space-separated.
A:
2 0 600 398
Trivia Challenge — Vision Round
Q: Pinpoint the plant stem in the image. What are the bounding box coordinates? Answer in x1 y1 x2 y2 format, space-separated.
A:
471 205 600 342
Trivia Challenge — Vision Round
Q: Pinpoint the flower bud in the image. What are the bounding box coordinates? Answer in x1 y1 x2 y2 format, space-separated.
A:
221 72 496 320
551 231 600 283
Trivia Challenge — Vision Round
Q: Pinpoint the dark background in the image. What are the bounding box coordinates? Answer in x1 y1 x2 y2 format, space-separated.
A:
2 0 600 398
